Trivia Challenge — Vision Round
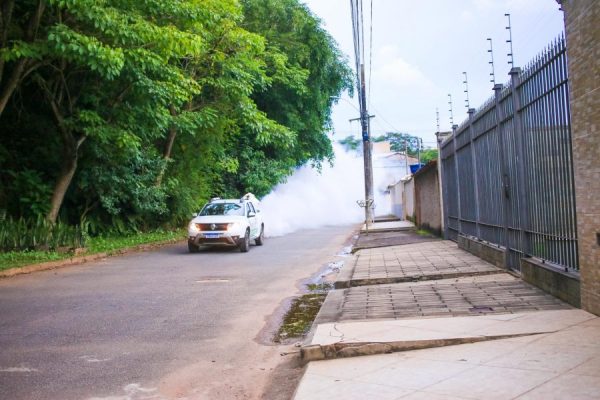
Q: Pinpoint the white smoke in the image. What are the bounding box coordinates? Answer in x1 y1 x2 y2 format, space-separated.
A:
261 142 397 237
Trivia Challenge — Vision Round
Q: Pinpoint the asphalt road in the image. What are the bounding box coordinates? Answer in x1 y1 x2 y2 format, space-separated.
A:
0 225 354 400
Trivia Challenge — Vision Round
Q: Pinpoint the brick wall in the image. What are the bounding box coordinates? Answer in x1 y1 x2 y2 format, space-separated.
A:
561 0 600 315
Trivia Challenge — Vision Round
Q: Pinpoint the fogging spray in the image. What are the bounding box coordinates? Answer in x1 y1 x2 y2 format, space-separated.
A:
261 143 400 237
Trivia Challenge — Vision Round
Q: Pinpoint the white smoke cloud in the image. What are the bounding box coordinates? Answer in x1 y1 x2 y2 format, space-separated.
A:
260 143 402 237
260 144 365 237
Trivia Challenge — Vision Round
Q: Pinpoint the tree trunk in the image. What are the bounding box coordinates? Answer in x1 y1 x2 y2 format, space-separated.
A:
155 105 179 187
36 70 87 223
163 105 179 160
0 58 25 117
46 155 78 223
163 126 177 160
0 0 45 118
0 0 16 85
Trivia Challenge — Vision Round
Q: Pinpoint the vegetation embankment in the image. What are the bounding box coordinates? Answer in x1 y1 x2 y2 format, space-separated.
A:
0 227 183 271
0 0 352 267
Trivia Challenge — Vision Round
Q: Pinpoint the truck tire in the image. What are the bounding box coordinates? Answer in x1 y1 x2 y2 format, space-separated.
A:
239 229 250 253
255 224 264 246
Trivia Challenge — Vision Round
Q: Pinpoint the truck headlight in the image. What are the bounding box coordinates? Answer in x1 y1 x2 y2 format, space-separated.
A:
188 222 200 234
227 222 243 232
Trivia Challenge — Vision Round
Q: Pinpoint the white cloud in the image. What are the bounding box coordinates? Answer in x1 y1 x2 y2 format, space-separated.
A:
472 0 557 14
460 10 474 22
374 46 437 92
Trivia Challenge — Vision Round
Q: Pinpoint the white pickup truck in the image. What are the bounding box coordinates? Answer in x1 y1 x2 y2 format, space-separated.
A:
187 193 264 253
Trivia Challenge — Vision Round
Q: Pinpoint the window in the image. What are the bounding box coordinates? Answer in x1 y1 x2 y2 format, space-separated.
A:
200 203 244 216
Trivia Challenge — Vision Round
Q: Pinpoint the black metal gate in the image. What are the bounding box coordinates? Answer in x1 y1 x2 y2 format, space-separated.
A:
440 36 578 272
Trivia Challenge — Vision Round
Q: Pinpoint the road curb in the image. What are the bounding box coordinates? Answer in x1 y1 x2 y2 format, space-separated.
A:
359 227 415 234
336 269 506 289
352 237 440 252
334 257 357 289
300 332 548 362
0 238 184 278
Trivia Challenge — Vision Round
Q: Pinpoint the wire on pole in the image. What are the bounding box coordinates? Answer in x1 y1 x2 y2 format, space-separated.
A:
463 71 470 109
487 38 496 85
448 94 454 127
505 13 515 66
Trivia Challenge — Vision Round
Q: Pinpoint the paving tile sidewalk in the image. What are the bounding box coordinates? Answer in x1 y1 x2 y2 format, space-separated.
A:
327 278 571 322
336 240 504 288
293 232 600 399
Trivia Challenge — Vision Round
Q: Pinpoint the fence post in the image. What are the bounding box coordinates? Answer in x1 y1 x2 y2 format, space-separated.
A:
493 84 510 269
509 67 531 259
451 124 462 237
467 108 481 239
436 132 446 238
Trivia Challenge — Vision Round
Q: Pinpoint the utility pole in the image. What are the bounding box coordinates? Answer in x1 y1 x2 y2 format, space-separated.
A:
359 63 374 228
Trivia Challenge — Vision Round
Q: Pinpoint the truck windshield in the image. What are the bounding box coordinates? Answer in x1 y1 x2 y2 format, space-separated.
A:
199 203 244 216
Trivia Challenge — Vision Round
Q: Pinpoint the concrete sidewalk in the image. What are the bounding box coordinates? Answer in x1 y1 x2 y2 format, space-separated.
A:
361 220 416 233
295 312 600 400
293 233 600 400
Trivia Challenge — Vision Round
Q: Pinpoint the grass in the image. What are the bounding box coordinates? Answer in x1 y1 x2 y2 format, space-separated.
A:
416 229 433 236
273 281 334 343
0 229 185 271
0 250 66 271
274 293 327 342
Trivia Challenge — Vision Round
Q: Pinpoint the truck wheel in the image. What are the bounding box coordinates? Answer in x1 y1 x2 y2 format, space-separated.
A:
188 241 200 253
239 229 250 253
255 224 264 246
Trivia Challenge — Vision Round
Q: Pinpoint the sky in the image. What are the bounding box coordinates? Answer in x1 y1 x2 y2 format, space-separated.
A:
302 0 566 148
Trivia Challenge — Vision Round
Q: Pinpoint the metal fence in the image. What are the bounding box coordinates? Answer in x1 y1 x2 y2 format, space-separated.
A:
440 35 578 272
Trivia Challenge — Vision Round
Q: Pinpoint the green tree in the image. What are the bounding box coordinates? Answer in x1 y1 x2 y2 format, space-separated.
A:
371 132 427 158
338 135 361 151
0 0 352 235
420 148 438 164
223 0 352 196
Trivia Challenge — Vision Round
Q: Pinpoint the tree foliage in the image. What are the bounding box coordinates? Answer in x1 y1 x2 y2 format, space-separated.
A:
420 148 439 164
370 132 437 162
0 0 350 234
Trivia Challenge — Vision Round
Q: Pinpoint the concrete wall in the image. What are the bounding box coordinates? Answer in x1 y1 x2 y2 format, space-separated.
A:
413 161 442 235
402 177 414 221
561 0 600 315
388 181 403 219
457 235 506 270
521 258 581 308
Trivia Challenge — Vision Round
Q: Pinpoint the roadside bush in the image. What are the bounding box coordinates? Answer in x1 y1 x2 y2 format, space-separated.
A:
0 217 85 252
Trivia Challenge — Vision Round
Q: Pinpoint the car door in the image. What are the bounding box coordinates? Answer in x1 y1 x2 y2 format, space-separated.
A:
246 202 259 238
